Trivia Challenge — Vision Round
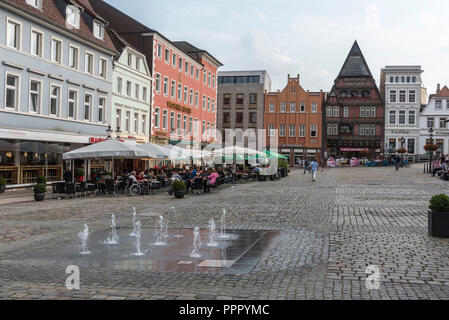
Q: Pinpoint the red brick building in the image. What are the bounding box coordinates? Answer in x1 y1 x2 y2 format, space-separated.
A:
90 1 223 146
264 75 324 166
324 41 385 159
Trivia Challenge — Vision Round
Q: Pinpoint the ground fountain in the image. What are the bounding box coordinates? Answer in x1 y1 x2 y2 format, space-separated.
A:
104 214 119 245
207 219 218 247
190 227 202 258
169 207 183 238
216 209 230 239
133 220 144 256
154 215 168 246
78 224 91 255
130 207 137 237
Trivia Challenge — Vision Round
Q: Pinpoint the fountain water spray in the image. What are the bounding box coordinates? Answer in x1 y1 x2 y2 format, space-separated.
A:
133 220 144 256
78 224 91 255
105 214 119 244
216 209 230 239
169 207 183 238
154 215 168 246
130 207 137 236
190 227 202 258
207 219 218 247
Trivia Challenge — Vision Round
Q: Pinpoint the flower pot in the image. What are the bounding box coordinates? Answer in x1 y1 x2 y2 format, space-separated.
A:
0 185 5 194
174 190 185 199
258 175 267 182
428 210 449 238
34 194 45 202
280 168 287 177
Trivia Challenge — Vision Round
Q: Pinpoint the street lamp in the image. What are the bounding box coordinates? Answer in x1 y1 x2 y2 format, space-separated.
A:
106 126 113 139
429 127 434 171
116 127 122 140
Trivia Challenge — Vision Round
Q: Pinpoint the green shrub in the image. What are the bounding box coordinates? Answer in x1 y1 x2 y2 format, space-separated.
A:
278 159 288 169
429 194 449 213
75 168 85 178
37 176 47 184
0 178 6 187
33 183 47 195
172 180 186 192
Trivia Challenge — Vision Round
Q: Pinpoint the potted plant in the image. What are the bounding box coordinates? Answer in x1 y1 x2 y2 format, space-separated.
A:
397 148 407 155
172 180 186 199
424 144 439 152
428 194 449 238
75 168 85 182
33 183 47 202
278 159 288 178
37 176 47 184
0 178 6 194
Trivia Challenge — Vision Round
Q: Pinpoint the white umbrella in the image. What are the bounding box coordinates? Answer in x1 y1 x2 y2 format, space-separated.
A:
140 142 169 159
62 139 151 160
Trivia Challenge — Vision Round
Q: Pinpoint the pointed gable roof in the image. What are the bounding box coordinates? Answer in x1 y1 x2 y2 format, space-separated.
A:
431 85 449 99
338 41 373 78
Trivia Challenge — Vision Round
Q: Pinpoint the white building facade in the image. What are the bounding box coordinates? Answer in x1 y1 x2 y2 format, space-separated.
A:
382 66 423 156
419 85 449 157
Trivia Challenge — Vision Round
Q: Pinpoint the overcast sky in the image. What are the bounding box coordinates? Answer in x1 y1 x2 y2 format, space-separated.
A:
105 0 449 95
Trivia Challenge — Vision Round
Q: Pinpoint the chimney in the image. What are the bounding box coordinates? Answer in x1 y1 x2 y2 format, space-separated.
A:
437 83 441 93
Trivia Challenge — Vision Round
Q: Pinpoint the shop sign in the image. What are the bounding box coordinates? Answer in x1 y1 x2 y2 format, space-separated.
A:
167 101 192 114
89 137 107 144
340 148 369 152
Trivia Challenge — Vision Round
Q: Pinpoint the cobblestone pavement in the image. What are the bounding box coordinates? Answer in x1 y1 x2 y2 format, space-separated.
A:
0 165 448 300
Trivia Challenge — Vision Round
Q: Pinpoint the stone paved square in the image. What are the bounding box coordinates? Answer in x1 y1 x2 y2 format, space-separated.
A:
0 165 448 300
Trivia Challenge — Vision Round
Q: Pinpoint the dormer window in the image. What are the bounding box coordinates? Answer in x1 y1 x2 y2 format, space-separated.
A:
93 20 104 40
26 0 42 9
66 5 80 28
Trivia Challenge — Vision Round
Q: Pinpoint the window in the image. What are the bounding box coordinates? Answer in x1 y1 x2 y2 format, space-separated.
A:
162 110 168 130
408 139 415 154
290 102 296 112
170 112 175 131
212 99 215 112
237 94 244 105
179 57 183 70
69 45 79 69
279 125 286 137
155 74 161 93
98 98 105 123
401 76 405 83
191 65 194 77
327 124 333 136
164 48 170 63
399 110 406 125
185 61 189 74
156 44 162 58
143 87 147 101
163 77 169 96
142 115 147 134
126 81 131 97
223 112 231 124
212 75 216 88
223 94 231 105
389 76 394 83
236 112 243 123
250 94 257 105
135 84 140 99
299 125 306 137
300 102 305 112
125 111 130 132
289 125 296 137
171 80 176 99
190 89 194 105
93 21 104 40
440 118 447 129
208 72 211 86
177 114 182 129
83 94 91 121
395 76 399 83
136 57 140 70
389 90 397 103
399 91 406 103
268 124 275 137
194 118 199 135
195 92 199 107
178 84 182 101
99 59 107 79
344 107 349 118
30 30 42 57
436 100 442 109
184 87 188 104
172 53 177 67
333 106 339 117
29 80 41 113
280 102 286 112
389 110 396 125
51 38 62 63
312 103 317 113
371 107 376 118
196 69 199 80
127 53 132 67
50 85 60 116
183 115 187 132
116 109 121 130
409 90 416 103
5 74 19 110
427 117 435 128
189 117 193 134
326 106 333 117
310 125 317 137
85 52 93 74
360 124 365 136
134 113 139 133
203 96 206 110
249 112 257 124
202 121 206 136
207 97 211 111
412 76 417 83
407 76 411 83
203 68 207 83
68 90 76 119
26 0 41 9
409 111 416 125
154 108 160 129
66 5 80 28
269 103 275 113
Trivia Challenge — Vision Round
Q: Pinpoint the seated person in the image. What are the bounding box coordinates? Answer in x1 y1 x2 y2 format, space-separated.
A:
136 171 146 182
207 169 220 188
129 171 138 184
432 161 446 177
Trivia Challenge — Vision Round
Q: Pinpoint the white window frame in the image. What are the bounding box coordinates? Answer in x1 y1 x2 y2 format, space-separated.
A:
29 78 42 114
344 107 349 118
93 20 104 40
116 107 122 131
68 89 78 120
164 48 170 63
408 110 416 125
171 80 176 99
177 84 182 101
195 92 199 107
310 125 317 137
126 81 132 97
117 77 122 95
30 28 43 58
300 102 306 113
190 89 194 106
99 57 107 79
134 112 139 133
135 84 140 99
172 53 177 68
49 84 61 117
312 102 317 113
162 109 168 130
269 103 275 113
154 107 160 129
290 102 296 113
268 124 275 137
51 36 63 64
26 0 42 10
69 44 79 70
398 110 406 125
85 51 94 75
299 125 305 137
389 110 396 125
163 77 169 96
5 72 20 111
155 73 161 93
66 5 81 29
98 96 106 123
289 125 296 137
6 18 21 50
83 93 93 121
125 110 131 132
184 86 188 104
156 43 162 59
142 114 147 135
170 112 175 131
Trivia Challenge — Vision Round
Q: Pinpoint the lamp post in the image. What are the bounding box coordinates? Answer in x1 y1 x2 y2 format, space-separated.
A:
116 127 122 140
429 127 434 172
106 126 113 139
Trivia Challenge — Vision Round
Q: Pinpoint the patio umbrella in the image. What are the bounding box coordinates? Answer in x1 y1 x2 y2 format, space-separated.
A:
62 139 151 160
264 150 288 159
140 142 169 159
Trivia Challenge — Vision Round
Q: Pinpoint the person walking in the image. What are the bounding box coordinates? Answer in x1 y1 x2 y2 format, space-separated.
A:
395 155 400 172
309 158 319 182
304 159 310 174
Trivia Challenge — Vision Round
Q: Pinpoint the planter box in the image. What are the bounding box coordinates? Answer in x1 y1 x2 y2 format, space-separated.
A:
0 185 5 194
174 190 185 199
279 168 287 177
428 211 449 238
34 194 45 202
